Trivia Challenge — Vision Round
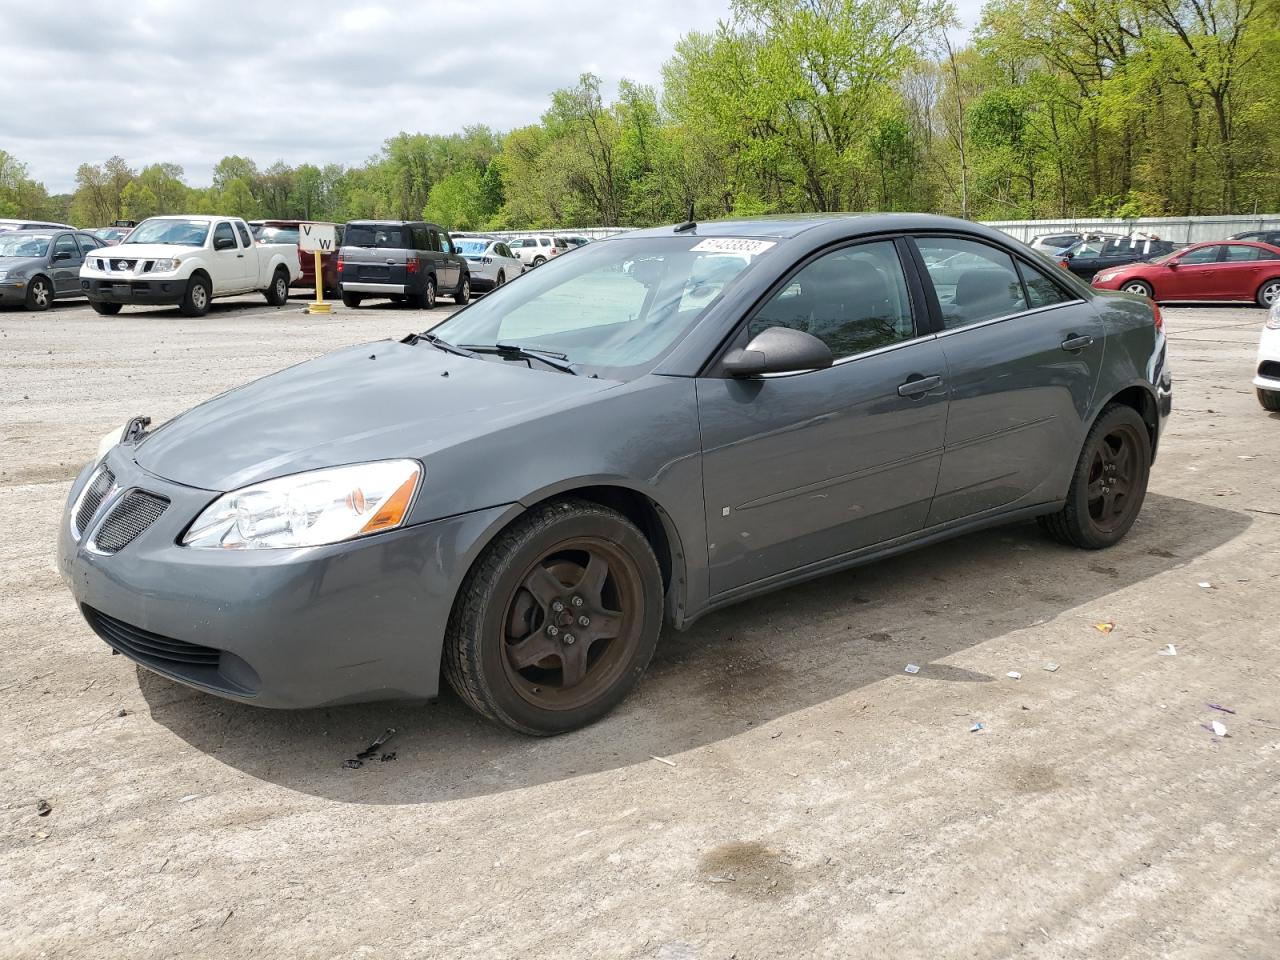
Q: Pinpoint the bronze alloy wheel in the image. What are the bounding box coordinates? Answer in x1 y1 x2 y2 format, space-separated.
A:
500 538 643 711
1085 421 1144 534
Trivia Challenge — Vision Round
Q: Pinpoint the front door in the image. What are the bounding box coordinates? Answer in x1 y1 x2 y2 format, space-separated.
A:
1159 244 1221 299
697 239 948 597
208 221 248 293
912 235 1105 523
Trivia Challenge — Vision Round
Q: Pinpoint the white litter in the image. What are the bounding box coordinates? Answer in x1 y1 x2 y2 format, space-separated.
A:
904 663 920 675
1043 662 1060 673
177 795 198 803
1159 644 1177 656
1006 671 1022 680
1211 720 1228 737
1198 582 1212 589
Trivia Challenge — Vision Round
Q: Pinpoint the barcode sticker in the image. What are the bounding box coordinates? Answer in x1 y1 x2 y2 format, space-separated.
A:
690 238 777 256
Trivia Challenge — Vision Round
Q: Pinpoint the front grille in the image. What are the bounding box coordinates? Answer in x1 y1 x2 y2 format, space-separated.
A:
110 258 137 271
85 607 221 668
93 490 168 553
1259 360 1280 381
74 466 114 536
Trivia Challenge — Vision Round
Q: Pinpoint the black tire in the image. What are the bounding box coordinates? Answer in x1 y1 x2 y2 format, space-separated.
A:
532 255 546 267
1259 388 1280 412
1121 279 1153 299
495 270 505 288
422 276 437 310
454 275 470 305
25 276 52 311
90 301 122 316
1255 278 1280 309
442 498 663 735
179 275 211 317
341 291 362 309
265 268 289 306
1038 404 1151 549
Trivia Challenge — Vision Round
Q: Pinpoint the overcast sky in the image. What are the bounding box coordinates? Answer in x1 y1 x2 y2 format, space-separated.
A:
1 0 984 193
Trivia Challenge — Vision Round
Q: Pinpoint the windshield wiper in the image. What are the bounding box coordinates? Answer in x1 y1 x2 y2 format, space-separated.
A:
401 332 477 358
461 342 578 375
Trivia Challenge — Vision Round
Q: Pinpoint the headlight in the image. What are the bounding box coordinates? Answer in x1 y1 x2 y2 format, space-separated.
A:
1268 302 1280 330
149 258 181 272
182 459 422 549
95 423 129 463
0 270 7 280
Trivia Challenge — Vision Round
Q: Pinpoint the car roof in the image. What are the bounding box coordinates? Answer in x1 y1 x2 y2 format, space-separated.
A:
621 213 997 241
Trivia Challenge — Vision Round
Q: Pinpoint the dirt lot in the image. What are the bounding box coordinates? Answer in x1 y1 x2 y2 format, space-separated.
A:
2 293 1278 960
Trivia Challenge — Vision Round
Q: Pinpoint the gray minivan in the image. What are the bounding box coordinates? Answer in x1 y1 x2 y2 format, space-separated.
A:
337 220 471 309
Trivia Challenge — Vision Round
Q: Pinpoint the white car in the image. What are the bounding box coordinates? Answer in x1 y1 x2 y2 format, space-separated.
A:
452 237 524 291
79 215 301 317
1256 300 1280 411
509 235 568 268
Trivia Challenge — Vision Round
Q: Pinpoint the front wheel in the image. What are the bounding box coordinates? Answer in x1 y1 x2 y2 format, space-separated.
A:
25 276 52 311
179 276 211 317
454 275 470 305
1259 388 1280 412
90 301 123 316
442 498 663 735
1256 278 1280 308
1038 404 1151 549
265 268 289 306
1122 280 1153 299
495 270 506 288
532 256 546 267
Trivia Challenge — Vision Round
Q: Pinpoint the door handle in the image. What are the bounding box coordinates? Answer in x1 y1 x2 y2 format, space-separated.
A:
386 258 396 264
897 374 942 398
236 253 244 258
1061 335 1094 351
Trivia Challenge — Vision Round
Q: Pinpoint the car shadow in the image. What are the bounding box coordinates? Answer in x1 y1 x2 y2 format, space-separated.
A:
139 493 1249 804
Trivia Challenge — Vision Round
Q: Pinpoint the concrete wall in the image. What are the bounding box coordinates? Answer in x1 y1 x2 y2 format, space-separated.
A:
982 215 1280 244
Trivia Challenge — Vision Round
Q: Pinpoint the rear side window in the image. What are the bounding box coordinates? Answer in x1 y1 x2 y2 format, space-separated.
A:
496 243 512 258
76 234 100 256
1222 244 1261 262
345 225 407 249
1018 261 1072 308
235 222 252 247
750 240 915 360
916 237 1028 329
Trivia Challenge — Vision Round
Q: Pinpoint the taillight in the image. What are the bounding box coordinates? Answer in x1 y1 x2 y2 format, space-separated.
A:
406 256 419 274
1058 259 1070 269
1151 301 1163 332
336 257 344 273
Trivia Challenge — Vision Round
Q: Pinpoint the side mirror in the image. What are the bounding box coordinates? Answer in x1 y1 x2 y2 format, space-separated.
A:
1167 260 1179 270
723 326 833 377
214 237 236 251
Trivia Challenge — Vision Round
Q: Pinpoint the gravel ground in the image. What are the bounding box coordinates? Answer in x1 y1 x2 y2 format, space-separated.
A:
1 294 1278 960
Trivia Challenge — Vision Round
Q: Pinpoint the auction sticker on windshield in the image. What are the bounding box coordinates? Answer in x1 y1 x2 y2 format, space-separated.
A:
690 238 776 256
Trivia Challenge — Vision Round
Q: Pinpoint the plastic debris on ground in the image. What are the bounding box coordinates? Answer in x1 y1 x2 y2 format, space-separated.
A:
1006 671 1022 680
345 728 397 769
35 799 51 817
650 755 677 767
1208 703 1236 714
1094 621 1116 634
1159 644 1177 656
1044 662 1060 672
177 794 198 803
1197 582 1212 589
1201 720 1229 737
904 663 920 675
969 723 984 733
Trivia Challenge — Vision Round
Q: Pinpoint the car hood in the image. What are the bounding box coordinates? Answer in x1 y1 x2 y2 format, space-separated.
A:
133 339 618 491
103 243 204 260
0 256 46 274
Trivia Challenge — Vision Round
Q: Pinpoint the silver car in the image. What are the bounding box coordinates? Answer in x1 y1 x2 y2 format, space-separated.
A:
453 237 524 291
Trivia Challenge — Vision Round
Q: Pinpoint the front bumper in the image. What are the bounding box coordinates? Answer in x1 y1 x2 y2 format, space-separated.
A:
58 447 516 708
81 276 188 305
1255 327 1280 391
0 279 29 303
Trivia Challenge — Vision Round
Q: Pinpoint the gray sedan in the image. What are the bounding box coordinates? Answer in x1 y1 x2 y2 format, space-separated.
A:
0 230 102 310
58 214 1171 734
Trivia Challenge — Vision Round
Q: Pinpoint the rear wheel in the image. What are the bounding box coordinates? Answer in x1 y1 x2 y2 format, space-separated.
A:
264 268 289 306
1259 388 1280 412
90 301 122 316
1038 404 1151 549
454 275 470 305
442 498 663 735
422 276 437 309
532 255 546 267
341 291 362 309
1122 280 1153 299
495 270 506 288
1256 278 1280 308
388 294 406 305
25 276 52 311
179 275 211 317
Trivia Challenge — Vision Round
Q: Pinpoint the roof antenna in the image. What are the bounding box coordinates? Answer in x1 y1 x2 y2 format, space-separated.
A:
674 201 696 233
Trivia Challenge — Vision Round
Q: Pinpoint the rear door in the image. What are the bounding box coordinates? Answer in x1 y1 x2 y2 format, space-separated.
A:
696 238 948 596
912 235 1104 524
49 232 83 295
1216 243 1271 299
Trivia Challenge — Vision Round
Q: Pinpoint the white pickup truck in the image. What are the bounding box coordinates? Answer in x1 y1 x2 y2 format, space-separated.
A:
80 215 301 316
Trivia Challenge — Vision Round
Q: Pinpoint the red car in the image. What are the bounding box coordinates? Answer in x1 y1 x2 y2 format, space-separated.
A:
1091 239 1280 308
253 220 343 296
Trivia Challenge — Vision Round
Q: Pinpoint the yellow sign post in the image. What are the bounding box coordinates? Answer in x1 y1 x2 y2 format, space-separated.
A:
299 223 336 315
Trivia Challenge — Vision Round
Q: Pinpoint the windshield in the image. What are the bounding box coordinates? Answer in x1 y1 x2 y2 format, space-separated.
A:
128 219 211 246
455 239 491 255
344 225 406 248
258 226 300 246
430 236 770 377
0 233 51 257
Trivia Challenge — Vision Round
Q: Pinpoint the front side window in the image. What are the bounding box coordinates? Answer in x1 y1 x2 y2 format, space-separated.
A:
213 222 236 249
1177 245 1220 265
749 241 915 359
430 235 766 377
53 233 79 258
916 237 1028 329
